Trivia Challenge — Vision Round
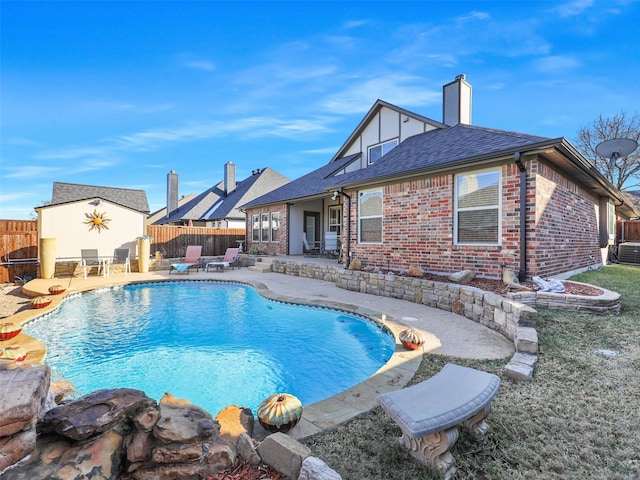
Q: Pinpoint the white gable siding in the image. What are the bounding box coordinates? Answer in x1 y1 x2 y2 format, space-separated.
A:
339 106 438 170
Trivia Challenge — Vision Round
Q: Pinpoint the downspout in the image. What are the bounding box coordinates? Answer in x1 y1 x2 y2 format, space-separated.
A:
514 152 527 281
345 193 351 267
334 189 351 266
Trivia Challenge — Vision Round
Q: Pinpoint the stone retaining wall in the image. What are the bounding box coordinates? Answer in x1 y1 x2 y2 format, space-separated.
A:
270 260 620 381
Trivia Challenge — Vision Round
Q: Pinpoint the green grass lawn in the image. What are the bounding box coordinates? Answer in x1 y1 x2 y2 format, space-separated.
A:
304 265 640 479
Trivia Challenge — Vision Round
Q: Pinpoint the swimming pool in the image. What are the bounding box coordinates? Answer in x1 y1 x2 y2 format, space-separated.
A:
24 281 396 416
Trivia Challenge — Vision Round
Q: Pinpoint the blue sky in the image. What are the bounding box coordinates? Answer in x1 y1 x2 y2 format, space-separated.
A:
2 0 640 219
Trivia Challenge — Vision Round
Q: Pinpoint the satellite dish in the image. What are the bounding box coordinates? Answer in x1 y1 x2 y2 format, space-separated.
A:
595 138 638 160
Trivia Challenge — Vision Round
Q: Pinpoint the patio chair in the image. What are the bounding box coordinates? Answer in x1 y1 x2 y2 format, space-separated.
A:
303 233 321 256
324 232 339 258
205 247 240 272
169 245 203 274
81 249 105 278
112 248 130 275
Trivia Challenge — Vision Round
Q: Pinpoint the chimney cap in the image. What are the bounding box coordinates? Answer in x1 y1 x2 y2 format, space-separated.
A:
455 73 466 81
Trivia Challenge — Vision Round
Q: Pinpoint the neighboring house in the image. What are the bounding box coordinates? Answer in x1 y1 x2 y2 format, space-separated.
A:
154 162 289 228
243 75 639 279
35 182 150 259
147 193 197 225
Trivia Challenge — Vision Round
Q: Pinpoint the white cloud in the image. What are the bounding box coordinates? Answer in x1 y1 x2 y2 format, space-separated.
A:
533 55 582 74
183 60 216 71
321 74 440 115
4 165 60 179
553 0 595 17
342 19 369 30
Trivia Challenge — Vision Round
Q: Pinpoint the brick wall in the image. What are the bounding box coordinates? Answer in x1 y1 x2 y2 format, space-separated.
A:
529 160 601 278
350 165 524 278
245 203 289 255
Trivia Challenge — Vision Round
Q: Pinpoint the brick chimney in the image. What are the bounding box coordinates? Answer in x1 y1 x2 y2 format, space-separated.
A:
224 161 236 195
166 170 179 219
443 74 472 126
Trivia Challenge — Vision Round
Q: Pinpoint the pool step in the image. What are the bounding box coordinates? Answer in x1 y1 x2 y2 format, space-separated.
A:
248 257 273 273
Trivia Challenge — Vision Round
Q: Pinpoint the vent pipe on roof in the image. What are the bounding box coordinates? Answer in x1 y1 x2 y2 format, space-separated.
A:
443 74 472 126
167 170 179 219
224 161 236 195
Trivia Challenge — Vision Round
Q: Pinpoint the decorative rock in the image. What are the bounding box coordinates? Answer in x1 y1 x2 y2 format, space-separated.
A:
151 443 203 464
0 429 37 473
256 432 311 480
215 404 254 443
133 406 160 431
153 393 218 444
347 257 361 271
0 365 52 438
41 388 157 441
398 329 425 350
127 431 153 463
298 456 343 480
29 296 52 309
0 322 22 341
236 432 261 465
257 393 303 433
406 265 423 278
502 269 519 286
48 285 66 295
448 270 475 284
49 380 77 404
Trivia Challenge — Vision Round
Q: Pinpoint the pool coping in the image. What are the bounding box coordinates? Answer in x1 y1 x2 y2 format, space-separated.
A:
3 273 423 440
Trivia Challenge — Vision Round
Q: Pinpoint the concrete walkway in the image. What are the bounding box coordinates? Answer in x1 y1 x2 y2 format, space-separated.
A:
12 265 514 439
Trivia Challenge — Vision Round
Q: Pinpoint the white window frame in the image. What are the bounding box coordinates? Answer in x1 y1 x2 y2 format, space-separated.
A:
358 188 383 244
270 212 280 242
251 214 260 242
260 213 269 242
454 168 501 246
328 205 342 237
368 138 398 165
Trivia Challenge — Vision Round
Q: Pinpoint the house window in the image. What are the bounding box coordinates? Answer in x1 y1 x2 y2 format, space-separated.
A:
252 214 260 242
368 139 398 165
261 213 270 242
358 189 382 243
454 169 501 245
328 205 342 237
270 212 280 242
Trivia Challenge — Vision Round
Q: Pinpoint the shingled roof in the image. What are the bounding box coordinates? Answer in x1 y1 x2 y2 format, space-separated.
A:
241 154 361 208
50 182 150 213
159 167 290 223
244 124 552 208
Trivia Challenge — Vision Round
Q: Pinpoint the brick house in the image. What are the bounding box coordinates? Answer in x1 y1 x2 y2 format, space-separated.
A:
242 76 639 279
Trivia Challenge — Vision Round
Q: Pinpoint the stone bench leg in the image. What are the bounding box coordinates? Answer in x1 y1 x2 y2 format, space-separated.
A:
461 404 491 451
397 427 459 480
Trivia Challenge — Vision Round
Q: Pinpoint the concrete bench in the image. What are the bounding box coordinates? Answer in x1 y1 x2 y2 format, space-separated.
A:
377 363 500 479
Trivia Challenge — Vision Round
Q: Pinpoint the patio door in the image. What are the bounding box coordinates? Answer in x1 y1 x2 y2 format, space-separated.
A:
304 211 320 244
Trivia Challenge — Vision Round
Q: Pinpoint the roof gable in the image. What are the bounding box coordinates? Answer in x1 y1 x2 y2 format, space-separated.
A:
50 182 150 213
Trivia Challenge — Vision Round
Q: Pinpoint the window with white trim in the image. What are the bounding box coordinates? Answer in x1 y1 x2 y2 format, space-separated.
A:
368 139 398 165
328 205 342 236
454 169 501 245
270 212 280 242
358 189 382 243
252 214 260 242
260 213 269 242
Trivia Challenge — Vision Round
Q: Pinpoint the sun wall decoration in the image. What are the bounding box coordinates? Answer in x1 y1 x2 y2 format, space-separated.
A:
84 209 111 233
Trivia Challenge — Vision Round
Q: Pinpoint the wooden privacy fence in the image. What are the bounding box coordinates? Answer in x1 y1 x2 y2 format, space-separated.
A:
0 220 39 283
617 220 640 243
146 226 246 258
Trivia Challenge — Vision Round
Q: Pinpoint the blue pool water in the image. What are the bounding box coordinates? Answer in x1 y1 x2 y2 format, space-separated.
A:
24 281 395 415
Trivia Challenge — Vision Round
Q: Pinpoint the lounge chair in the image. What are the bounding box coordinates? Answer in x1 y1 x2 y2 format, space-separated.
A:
112 248 130 275
303 233 321 256
169 245 203 275
205 248 240 272
81 249 107 278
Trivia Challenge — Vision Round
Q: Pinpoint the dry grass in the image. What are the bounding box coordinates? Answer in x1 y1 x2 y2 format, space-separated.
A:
304 265 640 479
